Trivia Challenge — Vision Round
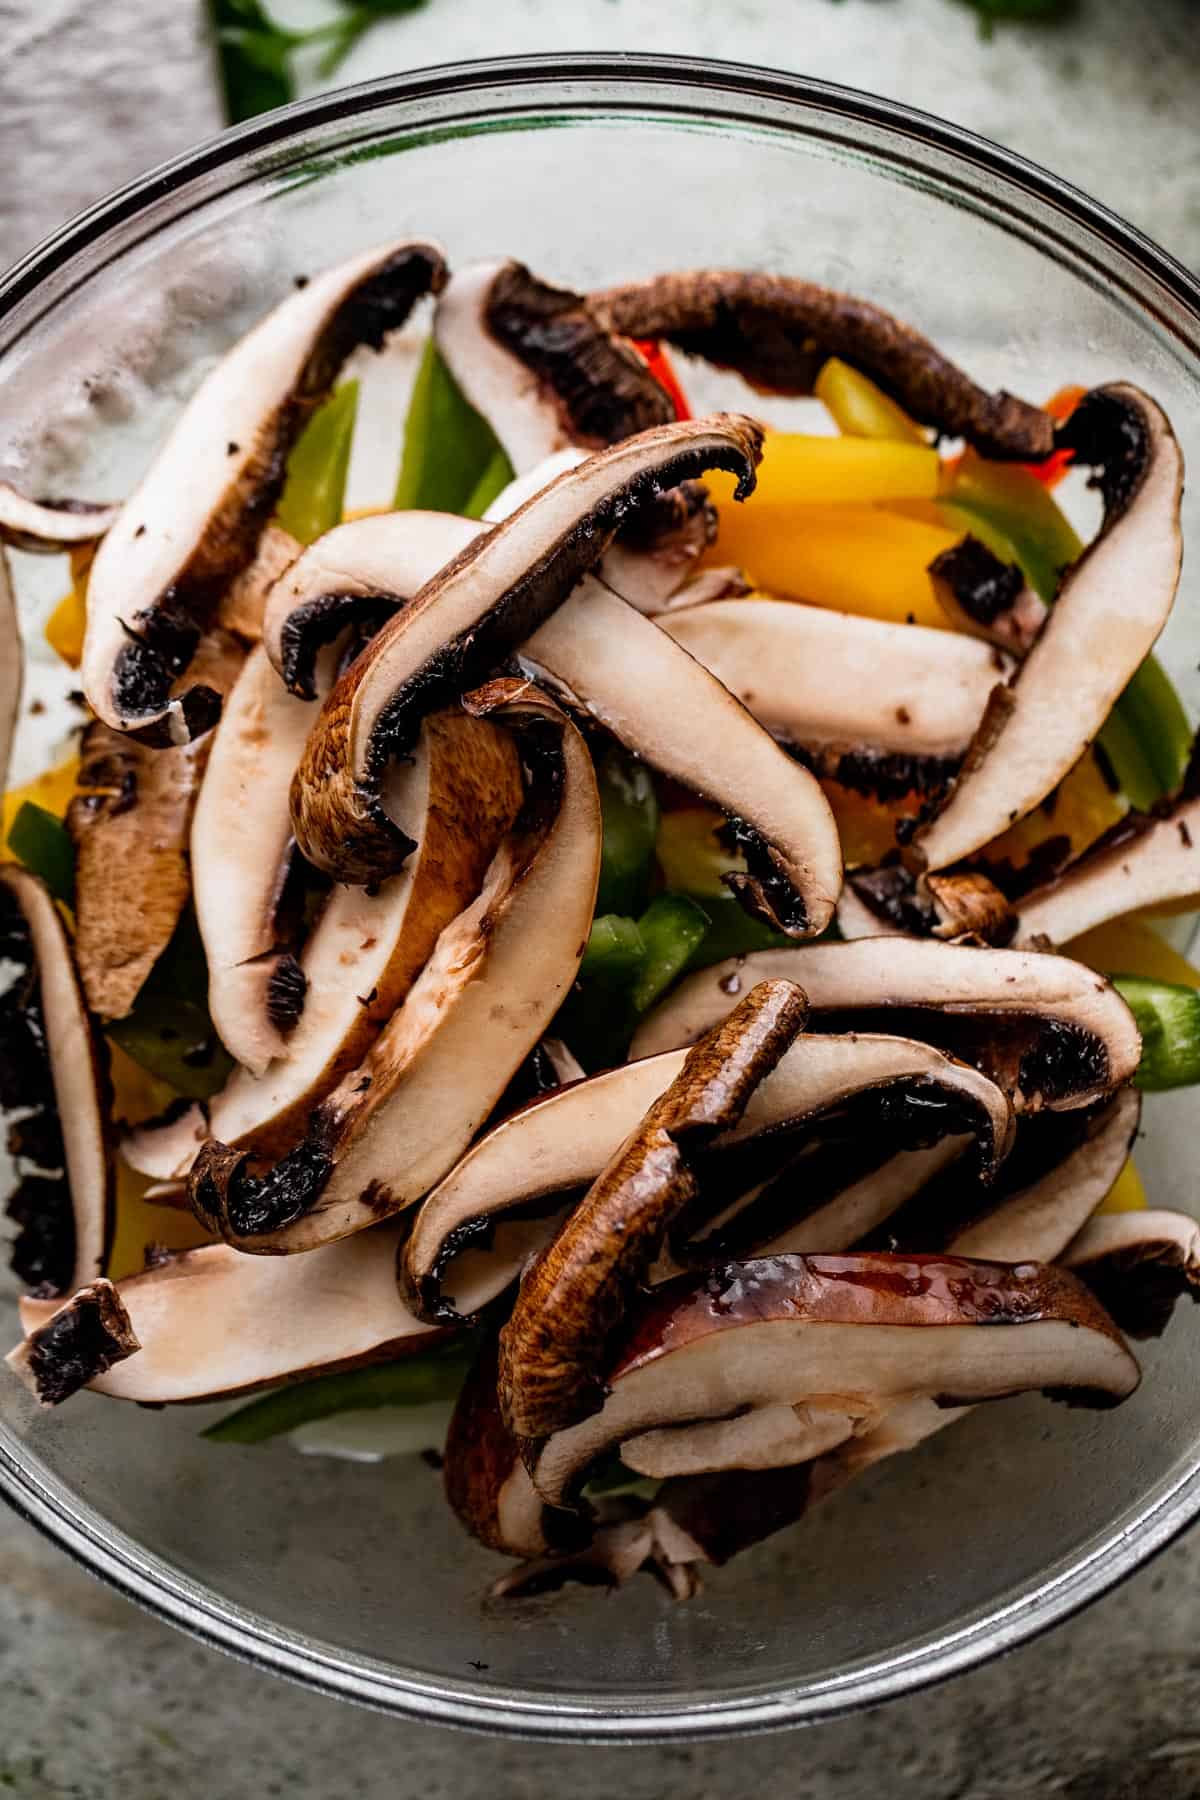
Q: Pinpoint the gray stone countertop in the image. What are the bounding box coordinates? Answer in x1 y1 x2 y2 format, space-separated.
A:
2 2 1200 1794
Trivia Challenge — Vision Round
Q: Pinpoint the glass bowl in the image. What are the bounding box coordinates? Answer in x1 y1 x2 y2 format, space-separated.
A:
2 53 1200 1742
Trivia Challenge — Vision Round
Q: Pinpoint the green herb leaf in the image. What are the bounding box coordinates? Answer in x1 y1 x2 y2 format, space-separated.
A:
7 803 74 907
208 0 302 122
203 1339 473 1443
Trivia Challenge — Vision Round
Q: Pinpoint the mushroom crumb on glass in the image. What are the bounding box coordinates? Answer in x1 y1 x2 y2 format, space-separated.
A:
3 241 1200 1604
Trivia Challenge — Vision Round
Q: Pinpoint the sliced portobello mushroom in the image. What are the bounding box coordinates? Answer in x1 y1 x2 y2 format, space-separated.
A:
497 979 809 1441
485 450 719 617
0 865 113 1294
189 643 316 1072
522 1251 1138 1511
434 260 674 471
0 485 119 554
215 522 300 644
405 1030 1011 1327
880 1086 1141 1258
287 415 763 885
126 705 523 1174
1010 798 1200 949
916 385 1184 874
67 629 244 1024
1062 1208 1200 1339
589 271 1055 460
927 535 1047 657
80 239 446 745
270 498 840 936
7 1280 138 1407
629 938 1141 1112
660 600 1016 799
187 677 601 1253
12 1223 443 1405
523 576 842 935
0 544 20 794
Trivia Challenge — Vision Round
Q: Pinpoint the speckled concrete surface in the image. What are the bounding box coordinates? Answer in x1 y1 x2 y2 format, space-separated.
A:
2 2 1200 1793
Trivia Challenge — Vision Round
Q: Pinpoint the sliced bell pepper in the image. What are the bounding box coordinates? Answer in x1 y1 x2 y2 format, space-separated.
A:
105 907 235 1101
106 1160 212 1282
707 432 939 511
394 338 513 515
1021 384 1086 487
3 757 79 855
275 380 359 546
580 913 646 980
683 895 798 966
1111 976 1200 1091
462 445 514 520
631 339 691 420
596 746 659 916
631 893 709 1014
1094 1158 1148 1216
706 501 959 630
814 357 926 444
203 1340 476 1445
1067 917 1200 990
6 801 74 905
656 806 743 898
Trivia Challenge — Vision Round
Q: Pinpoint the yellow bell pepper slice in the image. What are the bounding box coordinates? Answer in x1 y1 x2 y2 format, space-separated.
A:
43 544 95 668
2 754 80 849
1094 1158 1148 1216
706 502 960 630
106 1159 212 1282
1066 917 1200 989
980 753 1124 876
708 431 939 510
814 358 926 444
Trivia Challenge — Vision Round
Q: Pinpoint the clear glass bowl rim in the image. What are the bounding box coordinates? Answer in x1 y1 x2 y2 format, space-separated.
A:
3 50 1200 1741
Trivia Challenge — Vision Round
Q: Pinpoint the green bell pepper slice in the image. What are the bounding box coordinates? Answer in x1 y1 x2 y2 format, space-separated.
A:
203 1340 475 1444
1112 976 1200 1092
631 893 710 1014
596 747 660 917
7 802 74 907
275 380 359 545
394 339 513 515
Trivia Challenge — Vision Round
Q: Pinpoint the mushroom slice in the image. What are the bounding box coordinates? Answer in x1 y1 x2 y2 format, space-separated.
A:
270 498 839 936
484 451 718 617
523 577 842 935
11 1224 442 1405
215 522 300 644
261 509 470 699
1062 1209 1200 1340
188 677 600 1252
7 1280 138 1407
435 260 674 471
928 535 1047 657
916 384 1184 873
660 600 1015 799
188 644 318 1072
498 979 809 1440
0 485 119 554
0 545 20 793
0 867 112 1293
880 1087 1141 1259
629 938 1140 1112
67 629 244 1023
129 705 523 1172
405 1032 1010 1327
589 272 1054 460
1011 798 1200 949
288 414 763 884
524 1252 1138 1510
80 239 446 745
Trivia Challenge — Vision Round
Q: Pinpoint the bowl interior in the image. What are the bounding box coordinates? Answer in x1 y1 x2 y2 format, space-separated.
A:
2 60 1200 1737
